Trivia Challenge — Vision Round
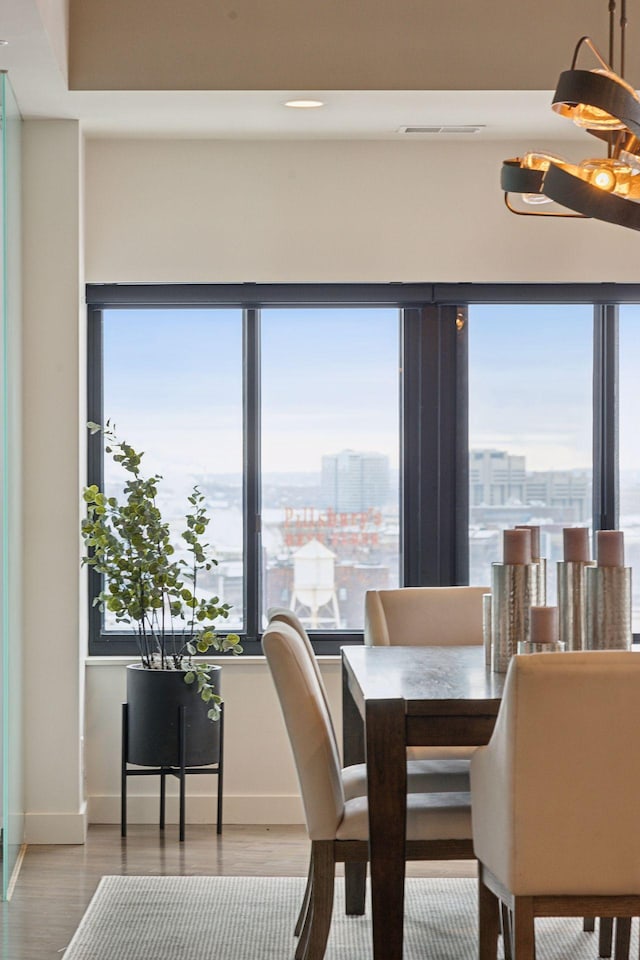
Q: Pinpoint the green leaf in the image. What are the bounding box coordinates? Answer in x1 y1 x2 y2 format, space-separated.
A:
184 672 195 684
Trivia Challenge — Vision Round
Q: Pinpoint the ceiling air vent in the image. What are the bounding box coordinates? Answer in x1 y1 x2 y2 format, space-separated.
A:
398 125 485 135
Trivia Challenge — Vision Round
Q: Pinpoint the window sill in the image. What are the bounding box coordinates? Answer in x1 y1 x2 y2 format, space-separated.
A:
85 654 342 666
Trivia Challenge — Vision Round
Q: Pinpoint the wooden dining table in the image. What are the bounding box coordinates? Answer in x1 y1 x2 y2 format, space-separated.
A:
341 644 506 960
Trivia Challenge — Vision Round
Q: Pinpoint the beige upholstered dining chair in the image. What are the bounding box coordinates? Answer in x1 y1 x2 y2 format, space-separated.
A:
267 606 471 796
263 619 474 960
364 586 489 761
266 607 471 952
365 585 489 648
471 651 640 960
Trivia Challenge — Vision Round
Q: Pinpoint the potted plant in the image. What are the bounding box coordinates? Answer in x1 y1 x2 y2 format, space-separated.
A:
81 421 242 767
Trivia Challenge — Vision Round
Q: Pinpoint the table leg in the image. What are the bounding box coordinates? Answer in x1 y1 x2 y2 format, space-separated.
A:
342 657 365 766
366 697 407 960
342 661 367 915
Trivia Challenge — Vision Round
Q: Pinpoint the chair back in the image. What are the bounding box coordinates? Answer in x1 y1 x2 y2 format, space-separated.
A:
266 606 338 745
365 586 489 646
267 607 316 667
471 651 640 895
263 620 345 841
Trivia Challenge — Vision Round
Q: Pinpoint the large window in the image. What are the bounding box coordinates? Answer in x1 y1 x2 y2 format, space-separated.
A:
468 304 593 603
260 308 400 630
101 308 245 631
87 285 640 653
618 306 640 632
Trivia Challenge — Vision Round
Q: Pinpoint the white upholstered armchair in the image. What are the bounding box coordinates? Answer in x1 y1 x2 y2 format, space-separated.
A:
471 651 640 960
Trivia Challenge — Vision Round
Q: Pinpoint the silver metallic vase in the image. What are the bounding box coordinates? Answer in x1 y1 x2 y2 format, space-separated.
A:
517 640 566 654
557 560 594 651
491 562 535 673
585 565 632 650
482 593 492 667
531 557 546 605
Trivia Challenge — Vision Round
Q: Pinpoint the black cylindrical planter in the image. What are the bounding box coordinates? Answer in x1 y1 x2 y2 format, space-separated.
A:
126 664 221 767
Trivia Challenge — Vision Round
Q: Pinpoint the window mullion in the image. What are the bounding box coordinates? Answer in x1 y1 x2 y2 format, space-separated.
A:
243 307 261 642
87 306 104 651
401 307 422 586
402 304 466 586
593 303 619 533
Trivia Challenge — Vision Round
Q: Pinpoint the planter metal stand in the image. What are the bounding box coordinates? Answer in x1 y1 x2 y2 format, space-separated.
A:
120 701 224 842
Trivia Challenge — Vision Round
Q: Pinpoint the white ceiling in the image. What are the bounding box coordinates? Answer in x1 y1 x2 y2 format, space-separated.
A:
0 0 586 142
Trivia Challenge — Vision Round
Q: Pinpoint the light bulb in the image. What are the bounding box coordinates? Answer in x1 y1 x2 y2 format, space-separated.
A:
577 158 640 198
570 71 639 130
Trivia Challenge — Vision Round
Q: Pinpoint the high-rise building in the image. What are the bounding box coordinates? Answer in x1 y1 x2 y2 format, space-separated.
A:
321 449 389 512
470 449 526 506
470 449 590 520
525 470 590 521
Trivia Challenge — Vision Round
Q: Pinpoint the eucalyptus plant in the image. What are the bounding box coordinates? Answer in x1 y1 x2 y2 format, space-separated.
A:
81 421 242 720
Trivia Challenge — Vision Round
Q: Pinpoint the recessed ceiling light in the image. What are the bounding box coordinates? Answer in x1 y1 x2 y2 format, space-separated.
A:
0 41 9 46
284 99 325 109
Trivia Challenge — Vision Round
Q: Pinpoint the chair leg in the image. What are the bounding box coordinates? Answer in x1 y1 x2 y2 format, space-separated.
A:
478 871 500 960
344 862 367 916
295 852 313 937
512 896 535 960
501 903 513 960
614 918 631 960
600 918 614 958
295 856 314 960
302 840 335 960
296 894 312 960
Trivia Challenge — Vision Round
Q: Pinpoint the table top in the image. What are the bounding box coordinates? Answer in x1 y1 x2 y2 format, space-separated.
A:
342 644 506 715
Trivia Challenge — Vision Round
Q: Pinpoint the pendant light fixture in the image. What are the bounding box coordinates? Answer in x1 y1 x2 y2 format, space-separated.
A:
501 0 640 230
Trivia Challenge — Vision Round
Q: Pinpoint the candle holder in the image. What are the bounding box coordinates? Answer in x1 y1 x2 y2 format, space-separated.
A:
557 560 594 651
531 557 547 605
517 640 566 654
482 593 492 667
491 562 535 673
515 525 545 603
585 565 632 650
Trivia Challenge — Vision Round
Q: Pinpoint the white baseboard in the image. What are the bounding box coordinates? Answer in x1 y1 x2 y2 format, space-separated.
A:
24 802 88 844
88 793 305 825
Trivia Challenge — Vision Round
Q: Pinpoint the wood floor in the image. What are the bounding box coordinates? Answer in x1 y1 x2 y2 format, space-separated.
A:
1 824 476 959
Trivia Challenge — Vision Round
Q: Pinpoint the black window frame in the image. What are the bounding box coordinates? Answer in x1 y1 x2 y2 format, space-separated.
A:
86 282 640 655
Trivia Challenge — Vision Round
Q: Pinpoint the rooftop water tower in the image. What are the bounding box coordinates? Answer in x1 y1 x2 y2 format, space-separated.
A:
291 538 340 628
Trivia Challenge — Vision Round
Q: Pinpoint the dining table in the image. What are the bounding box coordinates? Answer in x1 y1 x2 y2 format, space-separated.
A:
341 644 506 960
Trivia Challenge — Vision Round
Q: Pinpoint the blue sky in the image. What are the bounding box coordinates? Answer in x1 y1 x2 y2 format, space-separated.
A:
103 304 640 480
468 304 593 471
619 306 640 473
103 307 399 477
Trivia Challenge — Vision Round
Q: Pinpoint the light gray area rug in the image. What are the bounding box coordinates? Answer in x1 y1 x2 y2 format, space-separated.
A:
63 875 638 959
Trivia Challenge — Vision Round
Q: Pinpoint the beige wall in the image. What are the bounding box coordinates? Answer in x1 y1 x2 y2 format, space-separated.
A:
85 138 640 285
22 120 86 843
23 132 640 839
86 656 342 825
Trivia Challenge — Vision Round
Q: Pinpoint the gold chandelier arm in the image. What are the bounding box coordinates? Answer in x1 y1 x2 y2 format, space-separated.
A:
571 35 612 72
503 192 586 219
